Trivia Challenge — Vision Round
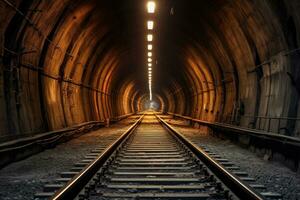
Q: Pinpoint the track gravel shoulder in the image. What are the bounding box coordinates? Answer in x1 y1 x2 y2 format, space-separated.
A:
0 117 137 200
165 117 300 200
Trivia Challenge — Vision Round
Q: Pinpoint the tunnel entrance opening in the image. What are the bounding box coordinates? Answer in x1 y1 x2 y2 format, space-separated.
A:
149 101 159 110
142 99 159 111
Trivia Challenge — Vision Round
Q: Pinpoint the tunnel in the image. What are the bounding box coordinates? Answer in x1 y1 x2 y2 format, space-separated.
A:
0 0 300 199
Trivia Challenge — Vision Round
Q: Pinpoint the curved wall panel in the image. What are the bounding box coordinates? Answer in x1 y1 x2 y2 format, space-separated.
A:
0 0 300 141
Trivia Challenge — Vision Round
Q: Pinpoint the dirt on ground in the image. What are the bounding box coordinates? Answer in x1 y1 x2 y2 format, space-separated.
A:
166 118 300 200
0 117 137 200
1 115 299 200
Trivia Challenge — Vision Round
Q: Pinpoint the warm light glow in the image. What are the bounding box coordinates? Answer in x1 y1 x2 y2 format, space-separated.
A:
147 21 154 30
146 1 156 101
147 34 153 41
147 1 156 13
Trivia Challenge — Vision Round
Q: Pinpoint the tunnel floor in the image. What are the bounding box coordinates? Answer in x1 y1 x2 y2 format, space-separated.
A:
165 117 300 200
0 117 138 199
0 115 299 199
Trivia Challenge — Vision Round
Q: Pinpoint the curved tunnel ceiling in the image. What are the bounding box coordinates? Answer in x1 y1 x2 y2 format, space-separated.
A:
0 0 300 140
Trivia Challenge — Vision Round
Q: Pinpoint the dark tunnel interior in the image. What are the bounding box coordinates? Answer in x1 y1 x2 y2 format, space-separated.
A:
1 0 300 142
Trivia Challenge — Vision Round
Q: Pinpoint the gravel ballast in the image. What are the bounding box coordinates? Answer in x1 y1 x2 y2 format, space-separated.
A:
1 115 299 200
0 117 137 200
166 117 300 200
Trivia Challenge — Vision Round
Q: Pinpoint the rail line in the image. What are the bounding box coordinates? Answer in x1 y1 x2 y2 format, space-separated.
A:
36 113 268 200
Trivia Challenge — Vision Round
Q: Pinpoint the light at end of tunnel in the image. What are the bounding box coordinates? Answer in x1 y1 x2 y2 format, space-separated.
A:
149 87 152 101
147 34 153 42
147 1 156 13
147 21 154 30
148 52 152 57
148 44 153 50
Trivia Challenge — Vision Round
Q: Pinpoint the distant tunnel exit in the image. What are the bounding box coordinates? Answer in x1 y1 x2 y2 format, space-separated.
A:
142 99 160 111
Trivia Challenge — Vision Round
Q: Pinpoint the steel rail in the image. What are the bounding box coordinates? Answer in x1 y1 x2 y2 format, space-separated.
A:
156 114 264 200
51 115 144 200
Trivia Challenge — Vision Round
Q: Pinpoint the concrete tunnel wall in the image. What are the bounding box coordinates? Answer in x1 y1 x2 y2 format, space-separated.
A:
154 0 300 136
0 0 300 142
0 0 143 142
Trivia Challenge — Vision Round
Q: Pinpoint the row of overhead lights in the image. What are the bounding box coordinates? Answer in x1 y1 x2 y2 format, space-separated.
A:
146 1 155 101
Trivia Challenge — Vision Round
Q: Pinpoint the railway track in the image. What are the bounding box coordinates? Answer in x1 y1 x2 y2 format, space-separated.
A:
36 113 268 200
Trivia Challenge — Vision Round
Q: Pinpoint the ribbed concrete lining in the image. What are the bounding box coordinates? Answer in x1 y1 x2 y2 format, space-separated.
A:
0 0 299 141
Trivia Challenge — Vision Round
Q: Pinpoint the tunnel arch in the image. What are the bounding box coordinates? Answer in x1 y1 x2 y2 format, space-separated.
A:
0 0 300 141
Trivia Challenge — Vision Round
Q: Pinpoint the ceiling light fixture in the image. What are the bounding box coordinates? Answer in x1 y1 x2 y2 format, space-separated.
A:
147 34 153 42
147 1 156 13
147 21 154 30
